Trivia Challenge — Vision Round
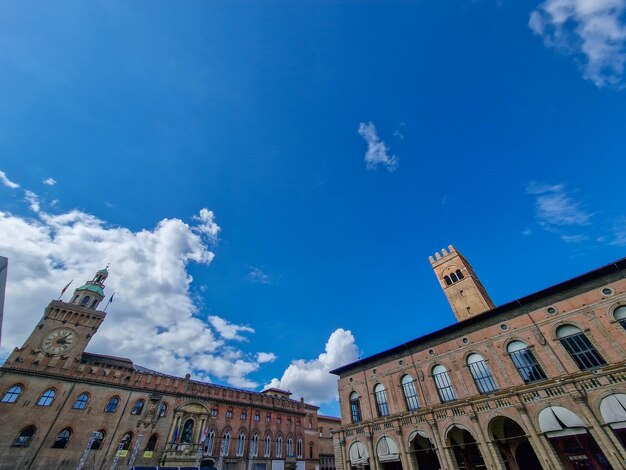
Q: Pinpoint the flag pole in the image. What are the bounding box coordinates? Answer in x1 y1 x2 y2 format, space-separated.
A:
58 280 73 301
103 292 115 312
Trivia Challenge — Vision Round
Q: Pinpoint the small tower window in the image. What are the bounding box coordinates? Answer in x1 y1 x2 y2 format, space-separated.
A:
81 295 91 306
456 269 464 280
450 272 459 283
444 275 452 286
130 399 144 415
90 299 99 308
71 295 80 303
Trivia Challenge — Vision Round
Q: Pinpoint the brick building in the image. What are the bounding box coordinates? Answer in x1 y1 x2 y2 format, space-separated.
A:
331 246 626 470
0 268 333 470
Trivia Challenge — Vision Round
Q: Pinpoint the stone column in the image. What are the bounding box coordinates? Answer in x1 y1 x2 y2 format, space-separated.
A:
429 419 456 470
572 395 625 469
338 436 348 470
469 415 499 470
394 427 412 470
365 433 379 470
515 405 561 470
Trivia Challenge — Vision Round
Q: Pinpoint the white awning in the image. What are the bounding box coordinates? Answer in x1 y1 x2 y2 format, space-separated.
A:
539 406 587 436
600 394 626 429
349 441 369 466
376 436 400 462
408 430 430 442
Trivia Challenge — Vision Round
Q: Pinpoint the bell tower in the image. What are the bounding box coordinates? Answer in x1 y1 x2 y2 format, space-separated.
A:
429 245 495 322
6 267 110 370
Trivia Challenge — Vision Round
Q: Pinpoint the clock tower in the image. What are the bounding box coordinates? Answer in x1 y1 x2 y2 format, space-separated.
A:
6 268 110 370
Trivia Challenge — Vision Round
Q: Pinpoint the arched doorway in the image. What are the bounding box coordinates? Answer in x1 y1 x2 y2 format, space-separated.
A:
376 435 402 470
489 416 541 470
539 406 610 469
600 393 626 449
408 431 440 470
200 458 216 470
446 426 486 470
349 441 370 470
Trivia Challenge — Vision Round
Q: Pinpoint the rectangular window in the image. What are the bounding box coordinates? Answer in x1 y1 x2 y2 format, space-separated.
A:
433 371 457 403
375 390 389 417
226 409 233 418
277 416 282 424
560 334 607 370
287 418 292 426
350 399 362 423
296 419 300 427
241 411 247 420
402 380 420 411
254 412 260 422
211 408 218 417
509 348 547 383
468 360 498 394
266 413 271 423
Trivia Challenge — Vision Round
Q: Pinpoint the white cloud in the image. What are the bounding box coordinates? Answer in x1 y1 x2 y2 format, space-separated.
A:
266 328 359 405
358 122 398 171
247 265 271 284
208 315 255 341
529 0 626 88
257 352 277 364
0 195 275 388
610 216 626 245
43 177 57 186
24 190 41 213
526 182 591 228
0 170 20 189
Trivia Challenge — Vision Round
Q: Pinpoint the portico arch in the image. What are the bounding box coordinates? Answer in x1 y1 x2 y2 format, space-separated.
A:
349 440 370 470
538 405 610 469
488 416 541 470
445 425 486 470
376 435 402 470
600 393 626 449
407 431 440 470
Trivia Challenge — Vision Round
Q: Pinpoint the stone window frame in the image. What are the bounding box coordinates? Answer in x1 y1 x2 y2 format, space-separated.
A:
12 425 37 448
104 395 121 413
503 338 548 384
551 321 608 371
36 387 58 407
51 427 73 449
72 392 90 410
462 351 499 395
1 383 25 404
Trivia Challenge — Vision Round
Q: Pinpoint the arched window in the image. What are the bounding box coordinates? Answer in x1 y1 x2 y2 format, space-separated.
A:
52 428 72 449
467 353 498 394
401 375 420 411
264 434 272 457
90 430 105 450
145 434 158 452
251 433 259 456
374 384 389 417
236 431 246 456
181 419 194 444
204 430 215 455
222 431 231 455
90 299 99 308
71 295 80 303
450 272 459 283
130 399 144 415
297 438 303 458
37 388 57 406
433 365 457 402
287 436 294 457
444 275 452 286
12 426 36 447
119 432 133 451
276 435 283 458
1 384 23 403
455 269 464 280
81 295 91 306
73 393 89 410
614 306 626 329
104 396 120 413
158 402 168 417
507 340 547 383
350 392 362 423
556 325 606 370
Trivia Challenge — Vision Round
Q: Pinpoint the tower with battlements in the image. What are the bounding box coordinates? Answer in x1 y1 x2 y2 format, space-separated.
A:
429 245 495 321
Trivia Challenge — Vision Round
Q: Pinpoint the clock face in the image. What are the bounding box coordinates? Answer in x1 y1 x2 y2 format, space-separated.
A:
41 328 77 355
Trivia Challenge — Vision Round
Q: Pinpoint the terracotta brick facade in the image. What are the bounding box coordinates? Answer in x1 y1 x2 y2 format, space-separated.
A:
0 272 334 470
331 250 626 470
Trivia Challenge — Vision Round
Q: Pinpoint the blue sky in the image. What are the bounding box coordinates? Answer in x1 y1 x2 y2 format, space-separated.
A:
1 0 626 415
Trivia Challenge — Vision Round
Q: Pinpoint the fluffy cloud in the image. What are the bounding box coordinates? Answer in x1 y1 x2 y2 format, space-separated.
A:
266 329 359 405
526 182 591 228
0 170 20 189
42 178 57 186
0 174 275 389
529 0 626 88
358 122 398 171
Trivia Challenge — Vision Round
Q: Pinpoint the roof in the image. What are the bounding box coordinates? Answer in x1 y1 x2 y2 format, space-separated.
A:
261 387 293 396
81 352 134 368
330 256 626 376
76 283 104 296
